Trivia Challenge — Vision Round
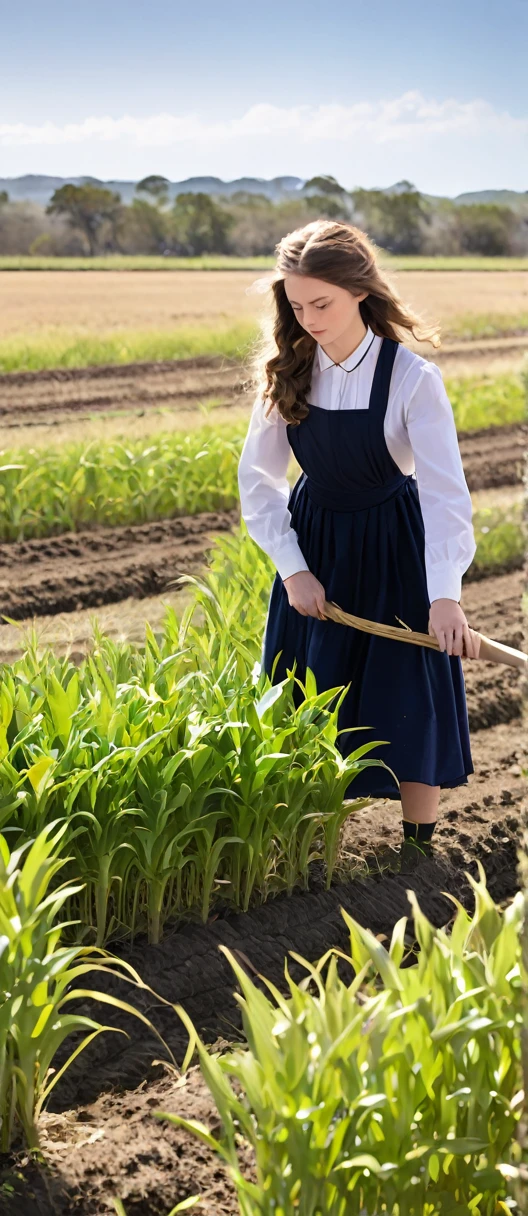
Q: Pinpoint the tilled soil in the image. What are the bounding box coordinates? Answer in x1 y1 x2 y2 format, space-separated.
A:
1 1068 253 1216
0 339 527 430
0 483 524 623
458 568 525 730
0 510 239 620
0 380 526 1214
1 746 525 1215
0 355 246 427
457 420 527 490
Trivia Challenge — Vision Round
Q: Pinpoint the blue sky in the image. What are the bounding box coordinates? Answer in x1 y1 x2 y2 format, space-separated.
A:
1 0 526 194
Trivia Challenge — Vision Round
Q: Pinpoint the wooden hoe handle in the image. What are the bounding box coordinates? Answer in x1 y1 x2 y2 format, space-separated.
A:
322 600 527 671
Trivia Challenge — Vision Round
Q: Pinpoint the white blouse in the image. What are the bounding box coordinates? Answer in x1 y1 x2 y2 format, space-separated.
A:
237 326 477 605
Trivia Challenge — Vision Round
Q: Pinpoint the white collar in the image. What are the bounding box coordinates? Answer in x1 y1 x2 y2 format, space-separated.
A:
316 325 375 371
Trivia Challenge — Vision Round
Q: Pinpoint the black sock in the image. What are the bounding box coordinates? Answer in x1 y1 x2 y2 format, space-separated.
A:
402 819 436 843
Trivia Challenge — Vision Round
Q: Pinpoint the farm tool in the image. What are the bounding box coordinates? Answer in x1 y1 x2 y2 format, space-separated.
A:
322 601 527 669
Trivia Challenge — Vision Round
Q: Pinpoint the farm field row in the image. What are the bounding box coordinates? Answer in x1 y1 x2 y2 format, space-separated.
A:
1 381 524 942
1 352 526 448
1 269 527 343
0 490 523 626
1 520 519 979
0 423 524 633
0 375 525 534
2 318 528 375
0 520 524 941
3 855 525 1216
1 265 526 1212
2 254 528 271
0 548 524 1212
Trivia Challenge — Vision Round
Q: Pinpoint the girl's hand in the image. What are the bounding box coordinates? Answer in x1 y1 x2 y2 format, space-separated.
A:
428 598 482 659
283 570 327 619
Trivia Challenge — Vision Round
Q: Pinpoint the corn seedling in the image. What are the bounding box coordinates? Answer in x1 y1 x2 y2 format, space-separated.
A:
160 866 524 1215
0 822 175 1150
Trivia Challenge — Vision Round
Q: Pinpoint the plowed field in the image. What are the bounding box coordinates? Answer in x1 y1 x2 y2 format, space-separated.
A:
1 339 527 433
0 338 526 1216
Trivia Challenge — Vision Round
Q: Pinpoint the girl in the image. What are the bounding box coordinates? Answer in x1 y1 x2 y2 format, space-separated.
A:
237 219 481 857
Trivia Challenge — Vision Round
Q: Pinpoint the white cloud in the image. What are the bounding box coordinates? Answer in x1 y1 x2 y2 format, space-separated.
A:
1 91 526 195
1 91 526 148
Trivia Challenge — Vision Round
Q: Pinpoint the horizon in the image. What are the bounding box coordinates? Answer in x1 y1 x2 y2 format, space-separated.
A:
1 173 525 203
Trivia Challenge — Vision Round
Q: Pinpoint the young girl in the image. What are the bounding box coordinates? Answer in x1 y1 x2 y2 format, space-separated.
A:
237 220 481 856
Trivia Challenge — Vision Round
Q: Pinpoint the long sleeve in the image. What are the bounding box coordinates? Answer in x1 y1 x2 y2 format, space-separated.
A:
404 361 477 605
237 396 309 580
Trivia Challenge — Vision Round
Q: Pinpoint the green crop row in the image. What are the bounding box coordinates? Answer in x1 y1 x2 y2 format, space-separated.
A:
1 519 523 950
1 374 525 542
3 796 525 1211
0 821 162 1150
447 373 526 431
163 868 525 1215
0 529 389 945
0 318 527 375
1 254 528 271
0 426 245 540
0 321 256 374
471 502 525 574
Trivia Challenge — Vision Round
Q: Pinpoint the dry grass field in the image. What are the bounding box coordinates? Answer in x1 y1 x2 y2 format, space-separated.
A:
1 268 528 336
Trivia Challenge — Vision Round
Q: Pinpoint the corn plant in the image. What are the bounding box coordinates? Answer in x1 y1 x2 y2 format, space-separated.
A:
0 525 396 944
1 656 389 944
0 425 245 541
161 865 524 1215
0 821 174 1150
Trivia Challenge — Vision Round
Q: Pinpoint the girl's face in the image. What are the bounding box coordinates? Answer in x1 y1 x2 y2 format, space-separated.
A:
283 274 368 343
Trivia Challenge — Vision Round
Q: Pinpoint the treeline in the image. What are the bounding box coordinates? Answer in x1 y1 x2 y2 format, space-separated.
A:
0 175 526 257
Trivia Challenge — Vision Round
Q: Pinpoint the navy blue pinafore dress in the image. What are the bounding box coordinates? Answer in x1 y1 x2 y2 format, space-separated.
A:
261 337 474 801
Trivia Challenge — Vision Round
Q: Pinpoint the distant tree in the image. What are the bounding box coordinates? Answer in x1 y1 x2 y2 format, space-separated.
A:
303 174 347 196
229 190 272 207
0 190 8 205
352 186 430 253
170 192 235 255
388 180 417 194
300 175 353 220
301 175 353 219
46 184 122 255
135 175 170 207
454 203 517 256
127 197 171 253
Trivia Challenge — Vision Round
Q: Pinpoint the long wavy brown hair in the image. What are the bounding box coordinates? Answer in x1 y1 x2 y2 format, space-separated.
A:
247 219 441 425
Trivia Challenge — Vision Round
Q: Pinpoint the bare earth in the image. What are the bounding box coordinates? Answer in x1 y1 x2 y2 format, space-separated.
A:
0 275 527 1214
1 340 527 450
1 268 527 336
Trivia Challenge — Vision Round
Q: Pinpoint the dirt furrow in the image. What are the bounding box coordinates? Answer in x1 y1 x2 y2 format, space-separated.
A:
0 504 524 735
458 420 527 489
0 356 244 422
0 336 526 428
0 510 239 619
48 723 525 1117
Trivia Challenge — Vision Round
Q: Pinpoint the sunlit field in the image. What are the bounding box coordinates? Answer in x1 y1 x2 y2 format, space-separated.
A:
1 253 527 1215
1 253 528 270
0 268 527 341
